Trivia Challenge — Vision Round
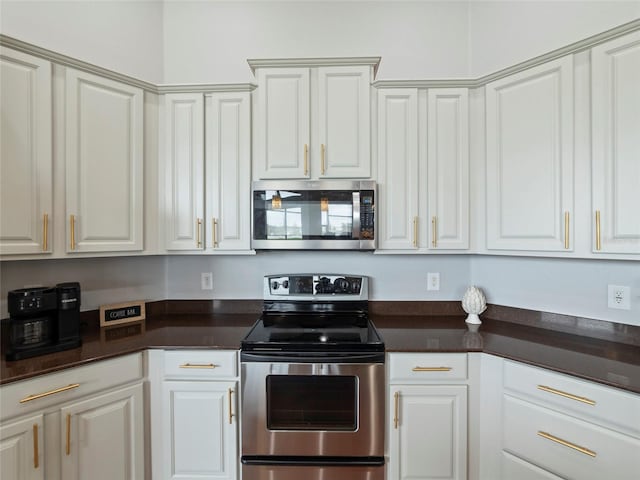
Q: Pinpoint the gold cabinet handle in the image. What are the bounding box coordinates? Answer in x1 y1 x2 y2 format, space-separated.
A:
212 218 219 248
179 363 219 369
413 217 418 247
537 431 596 458
33 424 39 468
66 414 71 456
228 388 235 424
537 385 596 406
393 391 400 429
196 218 203 248
432 216 437 247
595 210 601 251
20 383 81 403
564 211 570 249
69 215 76 250
42 214 48 251
321 143 326 175
304 144 309 176
412 366 452 372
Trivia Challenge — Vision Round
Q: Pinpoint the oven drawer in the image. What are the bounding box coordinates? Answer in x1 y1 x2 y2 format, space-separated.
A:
504 360 640 438
503 394 640 480
242 463 384 480
164 350 237 379
388 353 467 383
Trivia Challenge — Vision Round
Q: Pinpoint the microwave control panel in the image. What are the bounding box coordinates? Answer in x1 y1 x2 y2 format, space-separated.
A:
359 190 375 240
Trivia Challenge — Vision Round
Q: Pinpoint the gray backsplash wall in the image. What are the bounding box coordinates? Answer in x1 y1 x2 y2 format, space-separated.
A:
1 254 638 326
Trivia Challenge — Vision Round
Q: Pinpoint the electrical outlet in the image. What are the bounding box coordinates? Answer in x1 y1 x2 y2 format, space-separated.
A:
201 272 213 291
607 285 630 310
427 272 440 291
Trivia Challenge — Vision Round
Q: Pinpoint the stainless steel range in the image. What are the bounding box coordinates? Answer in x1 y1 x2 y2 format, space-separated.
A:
240 274 385 480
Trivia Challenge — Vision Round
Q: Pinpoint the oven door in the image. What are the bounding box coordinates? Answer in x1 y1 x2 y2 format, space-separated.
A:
241 358 384 458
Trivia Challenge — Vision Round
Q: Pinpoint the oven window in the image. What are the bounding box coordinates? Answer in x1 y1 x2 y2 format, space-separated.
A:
266 375 357 431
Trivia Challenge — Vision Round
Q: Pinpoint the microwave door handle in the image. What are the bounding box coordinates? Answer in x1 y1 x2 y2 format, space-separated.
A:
352 192 361 239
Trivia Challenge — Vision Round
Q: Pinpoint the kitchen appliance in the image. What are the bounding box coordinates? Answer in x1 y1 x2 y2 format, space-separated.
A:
6 282 82 360
252 180 376 250
241 274 385 480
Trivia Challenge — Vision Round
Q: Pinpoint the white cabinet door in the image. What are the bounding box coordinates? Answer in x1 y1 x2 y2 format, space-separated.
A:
389 385 468 480
205 92 251 251
591 30 640 254
254 68 310 179
163 93 205 251
486 56 574 252
162 381 237 480
0 48 52 256
0 414 44 480
65 68 143 253
317 66 371 178
377 88 419 250
427 88 469 250
60 383 144 480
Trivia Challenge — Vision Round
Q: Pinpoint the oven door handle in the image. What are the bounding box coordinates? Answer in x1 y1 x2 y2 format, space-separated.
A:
240 351 384 364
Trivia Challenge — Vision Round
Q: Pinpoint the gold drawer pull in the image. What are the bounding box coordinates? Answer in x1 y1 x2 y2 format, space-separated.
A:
20 383 81 403
42 213 48 251
564 211 570 249
595 210 601 251
33 424 39 468
304 144 309 176
66 414 71 456
179 363 219 369
432 216 437 247
212 218 219 248
393 391 400 429
412 366 452 372
69 215 76 250
537 385 596 406
413 217 418 247
537 431 596 458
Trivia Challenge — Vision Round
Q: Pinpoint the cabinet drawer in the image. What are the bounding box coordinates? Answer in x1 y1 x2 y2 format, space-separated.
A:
504 360 640 438
164 350 237 379
388 353 467 383
503 395 640 480
0 353 143 421
501 451 563 480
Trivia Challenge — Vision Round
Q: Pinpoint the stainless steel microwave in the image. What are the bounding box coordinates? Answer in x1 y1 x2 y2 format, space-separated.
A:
252 180 376 250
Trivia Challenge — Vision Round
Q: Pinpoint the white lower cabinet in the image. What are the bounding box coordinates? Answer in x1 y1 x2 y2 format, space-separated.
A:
149 350 238 480
0 413 44 480
0 354 144 480
60 383 144 480
387 353 468 480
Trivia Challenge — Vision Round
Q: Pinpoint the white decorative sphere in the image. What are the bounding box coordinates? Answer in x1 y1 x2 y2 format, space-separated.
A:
462 286 487 325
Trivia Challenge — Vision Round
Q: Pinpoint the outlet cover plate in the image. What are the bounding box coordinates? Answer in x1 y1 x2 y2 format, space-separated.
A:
607 285 630 310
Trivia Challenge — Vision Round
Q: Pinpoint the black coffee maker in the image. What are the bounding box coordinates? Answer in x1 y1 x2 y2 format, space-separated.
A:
6 282 82 360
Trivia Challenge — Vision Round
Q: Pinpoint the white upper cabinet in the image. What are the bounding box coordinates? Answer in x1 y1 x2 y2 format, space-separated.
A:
254 68 310 179
205 91 251 252
252 60 375 180
317 66 371 178
427 88 469 250
163 93 205 251
377 88 419 250
65 68 144 253
591 30 640 254
0 48 52 256
485 56 574 252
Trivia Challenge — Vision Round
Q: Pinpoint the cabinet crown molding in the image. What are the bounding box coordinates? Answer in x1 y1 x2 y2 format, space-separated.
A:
247 56 382 77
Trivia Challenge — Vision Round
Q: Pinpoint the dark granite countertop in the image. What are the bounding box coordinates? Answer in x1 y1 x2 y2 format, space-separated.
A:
1 302 639 394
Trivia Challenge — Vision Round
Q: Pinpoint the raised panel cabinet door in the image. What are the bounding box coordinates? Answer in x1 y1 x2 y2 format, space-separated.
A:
317 66 371 178
427 88 469 250
0 48 52 255
65 68 143 253
254 68 310 179
486 56 574 252
592 30 640 254
60 383 144 480
0 414 44 480
388 385 468 480
162 381 237 480
377 88 419 250
163 93 205 251
205 92 251 251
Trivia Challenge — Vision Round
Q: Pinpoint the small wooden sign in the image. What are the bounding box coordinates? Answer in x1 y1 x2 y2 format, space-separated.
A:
99 300 146 327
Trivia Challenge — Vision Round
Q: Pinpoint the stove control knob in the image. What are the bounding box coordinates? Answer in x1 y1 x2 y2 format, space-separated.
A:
271 281 279 291
283 280 289 289
334 277 350 293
